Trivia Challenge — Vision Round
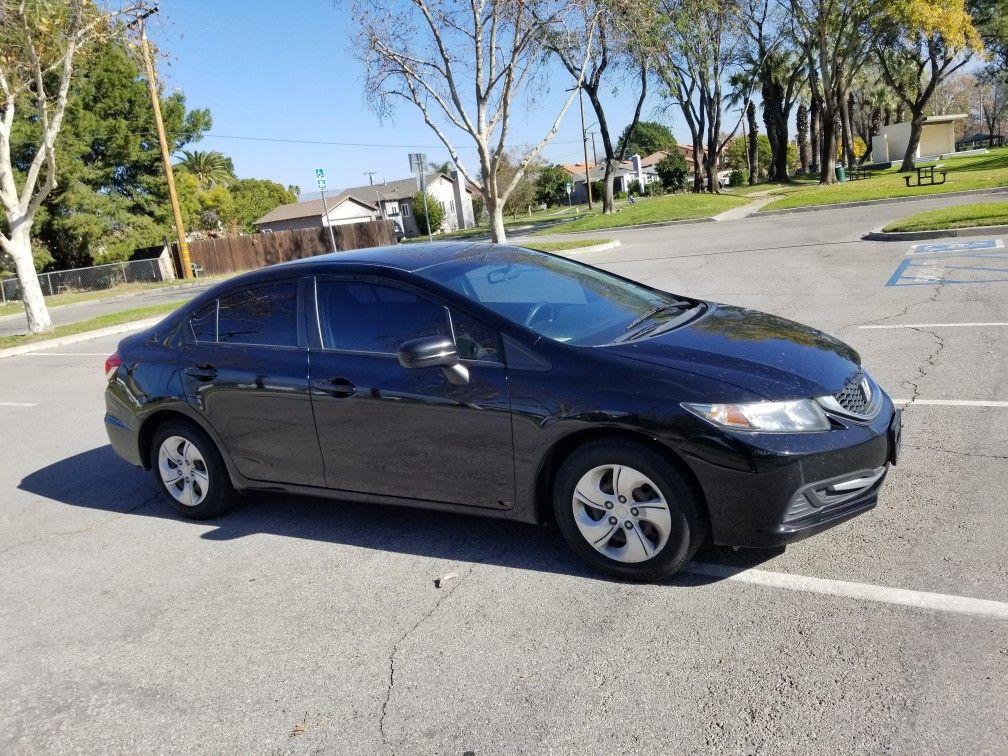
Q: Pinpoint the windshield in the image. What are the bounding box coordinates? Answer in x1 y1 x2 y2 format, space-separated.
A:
417 247 697 346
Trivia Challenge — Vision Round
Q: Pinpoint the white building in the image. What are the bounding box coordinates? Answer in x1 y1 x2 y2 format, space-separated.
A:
871 114 969 164
254 172 475 237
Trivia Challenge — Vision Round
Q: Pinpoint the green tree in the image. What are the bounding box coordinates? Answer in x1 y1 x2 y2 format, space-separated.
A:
534 165 571 205
412 191 445 235
33 41 210 267
724 135 772 180
617 120 676 157
175 150 235 189
230 179 298 232
656 150 689 192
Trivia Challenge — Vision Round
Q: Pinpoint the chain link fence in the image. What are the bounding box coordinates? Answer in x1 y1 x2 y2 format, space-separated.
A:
1 257 172 305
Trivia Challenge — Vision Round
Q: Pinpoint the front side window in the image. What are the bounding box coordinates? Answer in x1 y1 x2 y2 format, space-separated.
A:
190 282 299 346
316 280 451 353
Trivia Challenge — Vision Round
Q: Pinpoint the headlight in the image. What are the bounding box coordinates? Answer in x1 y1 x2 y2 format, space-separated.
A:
682 399 831 432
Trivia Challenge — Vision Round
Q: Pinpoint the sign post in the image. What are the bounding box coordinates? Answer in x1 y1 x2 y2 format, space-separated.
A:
408 153 433 242
316 168 337 253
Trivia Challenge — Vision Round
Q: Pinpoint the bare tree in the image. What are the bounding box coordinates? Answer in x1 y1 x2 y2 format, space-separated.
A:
544 0 657 212
655 0 751 193
353 0 598 243
0 0 139 333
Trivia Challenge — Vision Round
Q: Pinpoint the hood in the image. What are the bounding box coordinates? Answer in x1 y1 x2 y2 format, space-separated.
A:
605 304 861 400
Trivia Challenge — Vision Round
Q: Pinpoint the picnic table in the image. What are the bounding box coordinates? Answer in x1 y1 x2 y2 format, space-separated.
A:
905 163 946 187
848 166 873 181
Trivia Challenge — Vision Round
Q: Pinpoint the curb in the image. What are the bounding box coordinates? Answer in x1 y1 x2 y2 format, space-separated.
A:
535 240 622 254
536 216 717 237
0 316 163 360
758 186 1008 216
864 223 1008 241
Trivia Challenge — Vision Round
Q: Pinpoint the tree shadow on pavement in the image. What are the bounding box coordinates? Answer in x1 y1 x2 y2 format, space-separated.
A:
20 445 782 585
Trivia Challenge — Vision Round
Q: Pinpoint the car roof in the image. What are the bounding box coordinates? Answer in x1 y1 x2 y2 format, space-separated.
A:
275 241 505 273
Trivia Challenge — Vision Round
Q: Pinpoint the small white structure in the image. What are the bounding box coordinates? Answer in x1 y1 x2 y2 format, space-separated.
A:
871 114 968 164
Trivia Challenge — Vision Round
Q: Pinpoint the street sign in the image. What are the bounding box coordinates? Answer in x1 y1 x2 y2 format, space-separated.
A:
408 153 429 175
315 168 325 180
317 178 327 190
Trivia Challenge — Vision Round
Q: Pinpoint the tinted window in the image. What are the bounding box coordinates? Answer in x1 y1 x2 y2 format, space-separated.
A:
451 310 500 362
190 303 217 342
317 280 450 353
206 282 299 347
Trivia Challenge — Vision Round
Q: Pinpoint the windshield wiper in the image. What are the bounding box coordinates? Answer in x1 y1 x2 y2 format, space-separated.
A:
625 301 688 331
616 303 705 343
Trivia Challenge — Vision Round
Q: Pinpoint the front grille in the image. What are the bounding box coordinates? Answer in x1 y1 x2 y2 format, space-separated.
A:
834 370 872 416
782 466 887 523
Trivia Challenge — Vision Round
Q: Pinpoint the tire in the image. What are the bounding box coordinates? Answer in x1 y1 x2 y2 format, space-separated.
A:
553 439 707 581
150 419 235 520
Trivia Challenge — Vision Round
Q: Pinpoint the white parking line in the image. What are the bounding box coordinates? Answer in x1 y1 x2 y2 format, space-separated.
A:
16 352 107 357
891 399 1008 407
688 562 1008 619
860 322 1008 329
0 401 37 407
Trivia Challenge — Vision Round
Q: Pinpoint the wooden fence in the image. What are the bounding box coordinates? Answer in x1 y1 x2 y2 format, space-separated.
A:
173 220 397 277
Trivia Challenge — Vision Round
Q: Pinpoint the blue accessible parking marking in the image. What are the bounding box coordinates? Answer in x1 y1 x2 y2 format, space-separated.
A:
909 239 1004 254
887 240 1008 286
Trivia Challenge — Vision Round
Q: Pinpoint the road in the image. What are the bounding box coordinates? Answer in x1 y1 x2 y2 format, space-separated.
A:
1 195 1006 754
0 281 216 338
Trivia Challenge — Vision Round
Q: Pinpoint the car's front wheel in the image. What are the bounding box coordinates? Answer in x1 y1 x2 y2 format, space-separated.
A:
553 440 706 581
151 420 235 519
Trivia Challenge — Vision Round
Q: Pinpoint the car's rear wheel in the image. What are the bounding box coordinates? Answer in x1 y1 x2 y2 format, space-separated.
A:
151 420 234 519
553 439 706 581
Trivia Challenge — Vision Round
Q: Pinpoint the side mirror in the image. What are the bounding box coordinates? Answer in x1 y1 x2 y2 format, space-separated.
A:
397 335 469 385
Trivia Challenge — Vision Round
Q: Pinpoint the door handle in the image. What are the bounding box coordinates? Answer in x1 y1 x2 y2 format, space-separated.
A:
312 376 357 397
184 364 218 381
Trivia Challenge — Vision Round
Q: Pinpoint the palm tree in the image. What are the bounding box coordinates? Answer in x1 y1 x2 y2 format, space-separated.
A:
175 150 236 189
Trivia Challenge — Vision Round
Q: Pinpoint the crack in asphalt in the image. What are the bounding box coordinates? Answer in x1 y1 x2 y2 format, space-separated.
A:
0 489 163 557
863 279 945 328
900 325 946 404
905 444 1008 462
377 537 517 754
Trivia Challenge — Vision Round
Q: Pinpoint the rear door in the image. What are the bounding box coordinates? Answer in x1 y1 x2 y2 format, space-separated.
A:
179 278 324 487
307 275 515 510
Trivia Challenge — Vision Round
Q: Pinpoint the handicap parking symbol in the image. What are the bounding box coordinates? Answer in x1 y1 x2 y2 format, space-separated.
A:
910 239 1004 254
887 238 1008 286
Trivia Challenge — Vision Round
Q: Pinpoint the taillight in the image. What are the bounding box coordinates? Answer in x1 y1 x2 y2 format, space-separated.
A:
104 352 122 381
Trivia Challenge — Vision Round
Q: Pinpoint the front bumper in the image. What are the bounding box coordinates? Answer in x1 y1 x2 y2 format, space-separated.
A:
681 400 901 548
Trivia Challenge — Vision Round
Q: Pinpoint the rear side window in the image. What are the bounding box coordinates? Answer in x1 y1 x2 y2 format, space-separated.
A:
189 282 299 347
316 280 450 353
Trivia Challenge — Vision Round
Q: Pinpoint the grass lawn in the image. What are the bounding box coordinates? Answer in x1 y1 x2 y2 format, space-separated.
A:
0 300 186 350
526 238 612 252
0 274 230 318
761 148 1008 211
533 193 746 235
882 201 1008 232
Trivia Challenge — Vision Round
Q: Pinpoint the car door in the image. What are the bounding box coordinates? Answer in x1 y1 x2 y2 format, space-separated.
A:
178 278 325 487
307 275 515 510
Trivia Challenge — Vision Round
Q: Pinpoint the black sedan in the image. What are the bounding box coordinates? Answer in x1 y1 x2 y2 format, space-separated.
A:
104 243 901 581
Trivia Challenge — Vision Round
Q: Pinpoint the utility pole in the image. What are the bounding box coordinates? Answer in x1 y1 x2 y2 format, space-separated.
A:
578 87 592 209
364 171 376 185
134 8 193 279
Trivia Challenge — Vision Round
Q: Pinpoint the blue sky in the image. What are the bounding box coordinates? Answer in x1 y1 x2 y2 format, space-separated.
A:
151 0 686 198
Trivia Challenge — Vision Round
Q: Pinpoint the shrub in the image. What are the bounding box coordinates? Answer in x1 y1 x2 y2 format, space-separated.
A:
412 191 445 235
627 179 643 195
656 150 689 192
729 170 745 187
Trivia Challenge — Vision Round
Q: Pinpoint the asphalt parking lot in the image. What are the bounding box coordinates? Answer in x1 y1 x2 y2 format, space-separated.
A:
2 197 1006 755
